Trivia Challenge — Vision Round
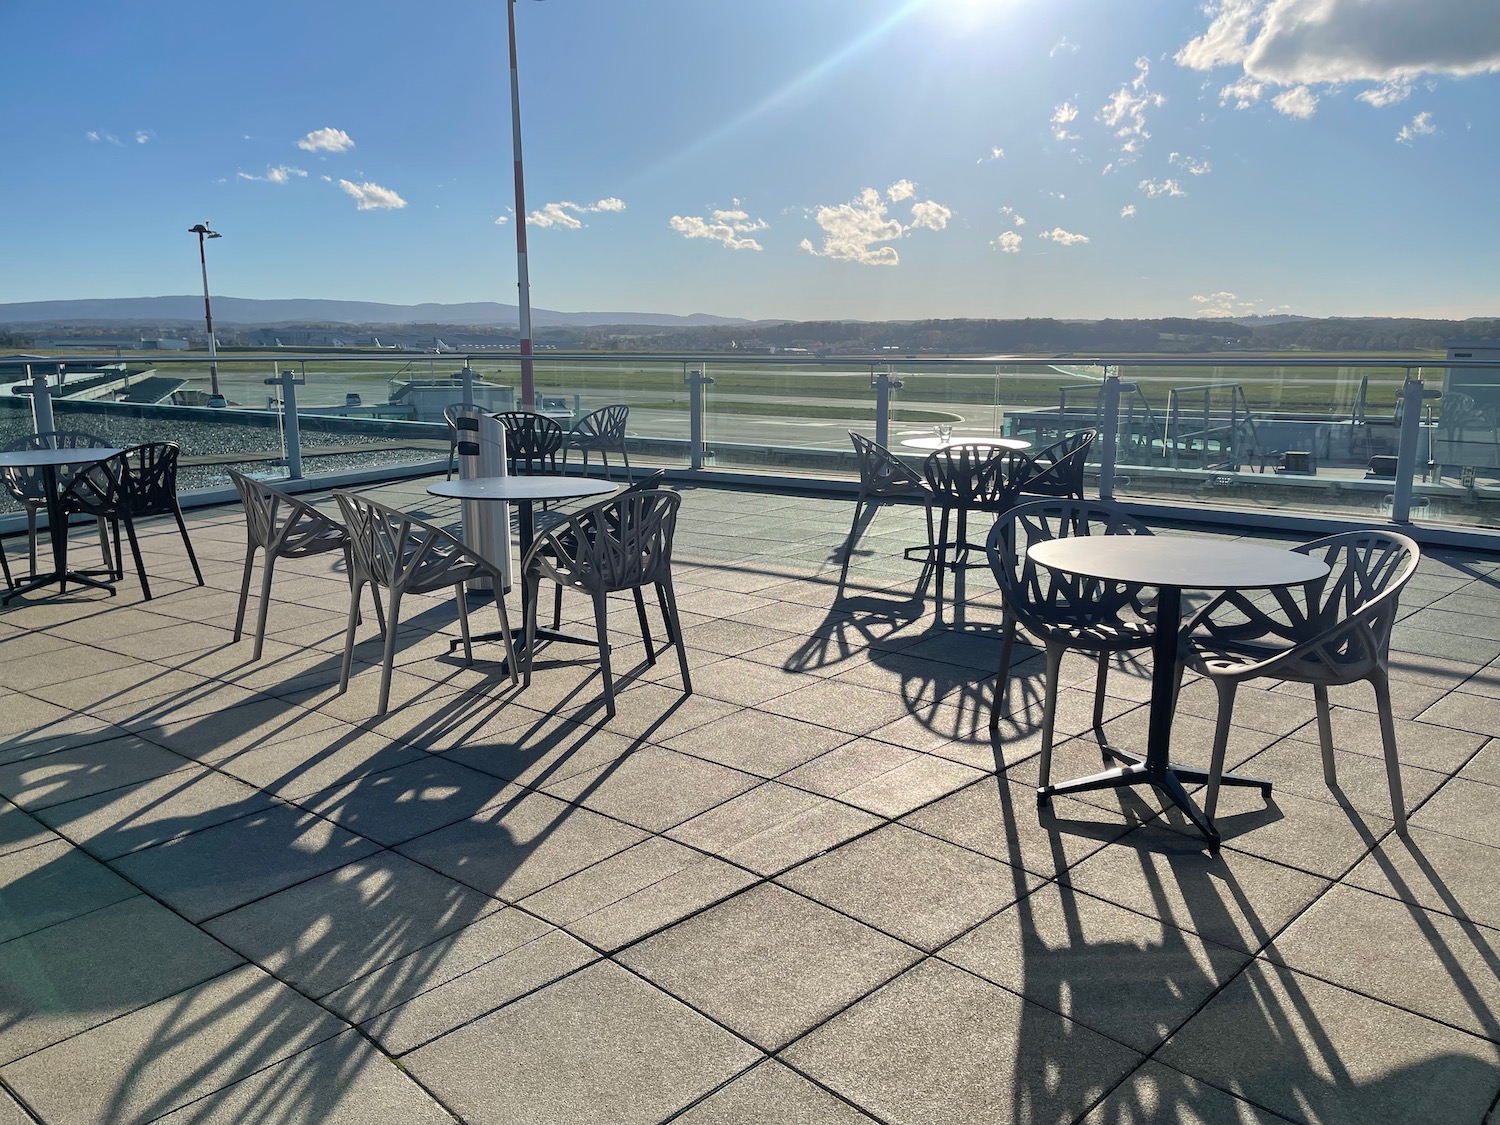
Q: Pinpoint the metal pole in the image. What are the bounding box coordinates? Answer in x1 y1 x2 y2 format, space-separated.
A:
265 368 306 480
192 225 226 407
1391 372 1440 524
460 364 475 407
1098 370 1130 501
25 364 56 437
507 0 535 409
686 369 714 469
870 370 903 449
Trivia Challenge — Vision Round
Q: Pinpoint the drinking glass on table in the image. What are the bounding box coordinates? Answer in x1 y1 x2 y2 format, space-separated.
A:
936 423 953 443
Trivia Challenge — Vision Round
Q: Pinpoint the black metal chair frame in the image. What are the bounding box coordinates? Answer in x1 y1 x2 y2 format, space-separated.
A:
923 444 1031 620
563 404 633 482
2 430 114 580
1021 429 1097 500
839 431 933 589
493 410 564 476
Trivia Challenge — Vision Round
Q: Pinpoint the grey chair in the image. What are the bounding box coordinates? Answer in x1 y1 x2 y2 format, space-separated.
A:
838 431 932 589
563 404 632 481
492 410 564 476
230 470 380 660
521 488 689 718
1181 529 1419 834
2 430 114 579
985 500 1157 787
334 491 517 716
1021 429 1097 500
924 443 1030 621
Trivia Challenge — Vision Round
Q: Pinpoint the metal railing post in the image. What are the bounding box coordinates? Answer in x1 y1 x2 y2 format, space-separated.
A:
265 367 307 480
460 364 475 407
685 368 714 470
1098 370 1131 501
870 370 903 448
25 364 56 436
1391 372 1440 524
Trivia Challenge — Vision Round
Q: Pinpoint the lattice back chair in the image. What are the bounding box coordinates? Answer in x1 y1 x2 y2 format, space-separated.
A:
1180 530 1420 834
2 430 114 579
838 431 933 590
521 488 689 718
492 410 564 476
334 492 516 717
1021 429 1097 500
985 501 1156 787
443 403 484 481
923 444 1031 620
59 442 203 601
230 471 383 661
563 404 633 482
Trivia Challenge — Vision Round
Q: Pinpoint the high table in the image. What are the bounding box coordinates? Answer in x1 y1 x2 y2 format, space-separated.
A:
899 435 1033 453
0 446 122 604
427 474 618 654
1026 535 1330 846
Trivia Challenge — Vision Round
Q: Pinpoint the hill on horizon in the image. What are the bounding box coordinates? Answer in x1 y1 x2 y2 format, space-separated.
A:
0 295 757 329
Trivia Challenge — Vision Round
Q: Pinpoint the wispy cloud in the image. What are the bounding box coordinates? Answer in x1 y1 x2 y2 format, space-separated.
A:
1120 204 1138 218
1189 290 1293 317
1039 227 1090 246
528 198 627 229
1272 85 1318 118
134 130 153 144
1395 110 1437 143
993 230 1022 253
800 181 950 266
1219 75 1265 108
297 127 355 153
1098 58 1165 159
1169 152 1212 175
338 180 407 210
670 205 768 251
1051 101 1079 140
86 130 120 145
1359 78 1413 107
1050 37 1081 58
999 206 1025 226
1139 178 1187 198
238 165 308 184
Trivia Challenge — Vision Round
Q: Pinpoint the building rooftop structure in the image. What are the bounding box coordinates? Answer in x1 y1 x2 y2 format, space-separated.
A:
0 476 1497 1124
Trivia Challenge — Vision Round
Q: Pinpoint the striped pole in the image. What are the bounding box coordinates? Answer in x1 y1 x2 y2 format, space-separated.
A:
507 0 535 408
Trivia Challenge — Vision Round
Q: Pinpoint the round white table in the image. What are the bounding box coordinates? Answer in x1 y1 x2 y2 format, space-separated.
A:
899 435 1032 453
1027 535 1330 846
0 446 123 603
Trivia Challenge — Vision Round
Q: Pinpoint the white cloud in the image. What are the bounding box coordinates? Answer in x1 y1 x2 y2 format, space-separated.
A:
1051 101 1079 140
994 230 1023 253
134 130 152 144
528 198 627 228
1050 37 1081 58
1189 290 1291 318
86 130 121 145
297 127 355 153
1039 227 1090 246
1000 206 1025 226
1098 58 1166 157
989 147 1005 160
238 165 308 184
799 182 950 266
494 215 509 225
670 207 768 251
1176 0 1259 70
338 180 407 210
1219 75 1266 107
1120 204 1138 218
1359 78 1413 107
1139 177 1187 198
1169 152 1212 175
1395 110 1437 143
85 131 100 142
1272 85 1318 117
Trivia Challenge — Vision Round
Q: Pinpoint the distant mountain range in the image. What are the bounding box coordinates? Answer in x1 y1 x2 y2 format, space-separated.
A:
0 296 756 329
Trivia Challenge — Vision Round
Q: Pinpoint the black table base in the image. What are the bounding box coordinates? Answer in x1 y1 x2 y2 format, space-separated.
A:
1 464 117 604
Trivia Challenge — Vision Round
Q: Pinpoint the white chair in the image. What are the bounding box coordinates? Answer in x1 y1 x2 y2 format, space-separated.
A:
334 491 517 716
1180 530 1420 834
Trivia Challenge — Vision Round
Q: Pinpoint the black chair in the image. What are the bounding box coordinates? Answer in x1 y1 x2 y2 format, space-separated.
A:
923 443 1030 621
839 431 932 589
563 404 632 481
59 442 204 601
492 410 564 476
1021 429 1096 500
2 430 114 579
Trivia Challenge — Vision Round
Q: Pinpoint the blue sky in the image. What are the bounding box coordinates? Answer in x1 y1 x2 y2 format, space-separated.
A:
4 0 1497 322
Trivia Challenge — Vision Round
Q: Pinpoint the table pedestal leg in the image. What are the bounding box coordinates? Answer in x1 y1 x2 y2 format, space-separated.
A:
1 465 116 604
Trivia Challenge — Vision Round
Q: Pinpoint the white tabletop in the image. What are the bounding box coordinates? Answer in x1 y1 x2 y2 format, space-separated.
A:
0 447 122 469
899 436 1032 452
1028 535 1329 592
428 475 617 503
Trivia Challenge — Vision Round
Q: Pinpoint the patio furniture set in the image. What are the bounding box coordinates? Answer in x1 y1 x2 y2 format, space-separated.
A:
841 427 1419 847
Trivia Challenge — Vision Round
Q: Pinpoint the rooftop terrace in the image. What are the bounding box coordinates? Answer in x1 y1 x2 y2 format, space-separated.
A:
1 477 1498 1124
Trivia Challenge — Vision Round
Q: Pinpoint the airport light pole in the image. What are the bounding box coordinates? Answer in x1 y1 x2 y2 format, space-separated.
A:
507 0 536 408
189 222 226 407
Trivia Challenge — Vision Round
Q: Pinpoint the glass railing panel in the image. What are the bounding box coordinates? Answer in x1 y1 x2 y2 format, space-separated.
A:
1409 363 1500 530
700 360 873 475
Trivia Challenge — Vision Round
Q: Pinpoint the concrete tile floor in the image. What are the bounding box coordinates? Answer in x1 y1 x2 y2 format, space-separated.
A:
0 477 1498 1124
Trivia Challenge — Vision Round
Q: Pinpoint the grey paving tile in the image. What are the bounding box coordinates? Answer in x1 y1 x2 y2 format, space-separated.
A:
1411 776 1500 849
1243 739 1445 824
119 695 343 761
674 1060 878 1124
941 883 1252 1052
1459 737 1500 787
680 656 799 706
0 800 49 858
663 708 855 778
0 735 193 812
1064 834 1331 954
540 745 760 832
293 755 512 847
1158 961 1500 1125
771 678 921 736
1346 826 1500 931
519 837 756 950
34 767 275 860
395 788 646 902
438 714 644 789
0 1087 37 1125
111 803 381 922
1265 884 1500 1039
782 740 985 817
0 695 127 761
404 960 760 1125
150 1029 454 1125
0 838 138 944
779 823 1034 951
0 963 349 1125
201 722 422 800
1080 1060 1297 1124
0 894 243 1065
618 883 920 1051
1180 786 1391 879
203 851 502 999
0 643 139 693
783 958 1143 1125
667 781 882 876
321 908 594 1054
1282 704 1488 774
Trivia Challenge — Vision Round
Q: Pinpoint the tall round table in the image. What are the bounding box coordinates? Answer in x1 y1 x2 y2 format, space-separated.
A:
899 435 1032 453
1026 535 1330 846
0 446 123 603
